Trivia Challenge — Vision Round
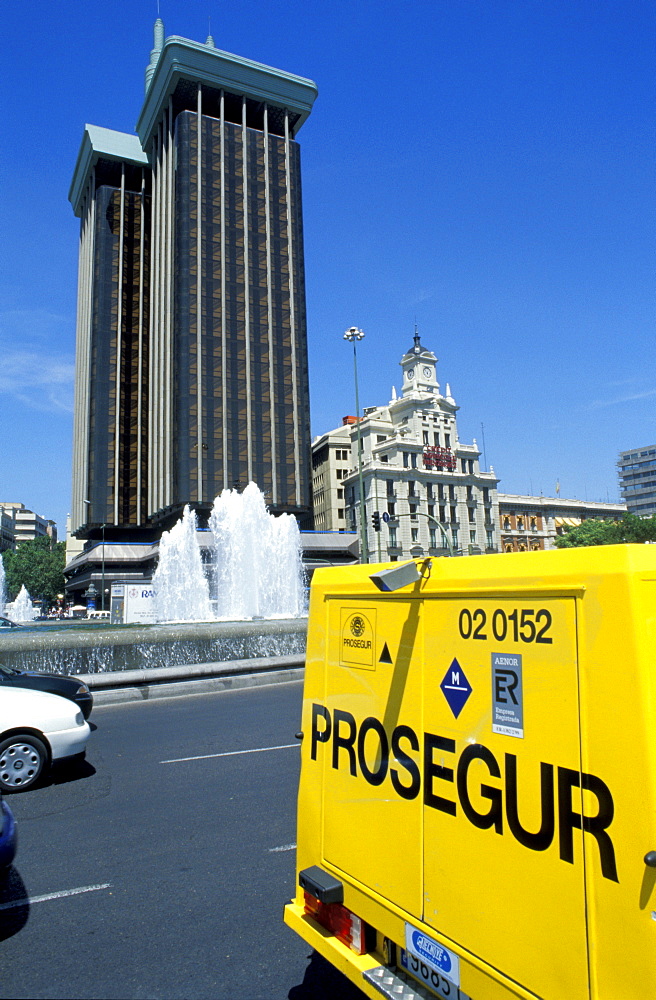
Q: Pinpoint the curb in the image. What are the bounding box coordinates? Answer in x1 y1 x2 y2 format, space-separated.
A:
82 655 306 707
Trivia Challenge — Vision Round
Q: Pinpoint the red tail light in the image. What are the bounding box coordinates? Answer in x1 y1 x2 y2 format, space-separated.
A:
303 891 367 955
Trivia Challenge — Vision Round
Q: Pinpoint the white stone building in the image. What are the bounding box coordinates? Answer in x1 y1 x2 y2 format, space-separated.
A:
497 494 626 551
312 333 501 561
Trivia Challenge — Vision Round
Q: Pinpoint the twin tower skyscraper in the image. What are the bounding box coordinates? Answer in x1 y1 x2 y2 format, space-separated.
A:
69 21 317 540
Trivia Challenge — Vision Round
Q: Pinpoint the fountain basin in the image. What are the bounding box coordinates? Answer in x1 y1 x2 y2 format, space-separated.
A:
0 618 307 676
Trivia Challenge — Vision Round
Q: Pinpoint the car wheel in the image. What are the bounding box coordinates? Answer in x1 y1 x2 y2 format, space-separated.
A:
0 735 48 792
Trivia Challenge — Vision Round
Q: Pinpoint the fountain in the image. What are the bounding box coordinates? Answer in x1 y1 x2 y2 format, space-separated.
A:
154 482 306 622
209 483 306 619
0 483 308 677
153 506 213 622
5 584 37 623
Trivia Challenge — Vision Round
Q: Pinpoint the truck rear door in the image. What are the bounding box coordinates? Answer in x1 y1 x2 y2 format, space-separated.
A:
421 594 589 998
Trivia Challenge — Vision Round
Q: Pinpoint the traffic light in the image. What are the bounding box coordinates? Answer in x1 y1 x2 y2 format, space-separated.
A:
372 511 381 532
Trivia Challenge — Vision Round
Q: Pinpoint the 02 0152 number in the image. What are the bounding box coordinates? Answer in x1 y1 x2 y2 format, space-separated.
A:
458 607 553 644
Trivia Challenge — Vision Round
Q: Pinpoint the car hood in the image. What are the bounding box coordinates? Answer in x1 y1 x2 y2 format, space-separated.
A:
0 686 82 731
20 671 82 688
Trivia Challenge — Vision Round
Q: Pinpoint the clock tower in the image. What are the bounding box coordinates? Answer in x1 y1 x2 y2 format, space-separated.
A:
400 330 439 396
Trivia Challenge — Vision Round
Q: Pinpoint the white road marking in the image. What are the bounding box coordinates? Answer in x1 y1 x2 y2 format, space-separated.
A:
160 742 301 764
0 882 112 911
269 843 296 853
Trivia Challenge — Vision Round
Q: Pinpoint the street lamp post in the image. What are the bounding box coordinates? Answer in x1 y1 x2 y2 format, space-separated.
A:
83 500 107 611
343 326 368 563
101 522 106 612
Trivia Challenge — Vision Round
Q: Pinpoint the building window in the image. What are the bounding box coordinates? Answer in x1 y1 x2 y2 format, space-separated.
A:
408 480 416 497
433 433 440 446
445 434 451 447
389 527 398 547
410 504 417 520
470 530 476 543
376 435 386 443
423 431 429 445
429 528 437 547
503 517 510 530
439 505 446 522
337 489 343 499
338 509 344 519
449 485 456 501
428 504 434 518
380 454 388 463
438 485 445 501
427 484 434 501
486 530 494 547
468 508 475 523
387 502 395 516
482 487 489 502
386 480 394 497
403 452 409 468
411 528 419 543
461 459 467 473
450 505 457 522
517 516 524 530
411 452 417 469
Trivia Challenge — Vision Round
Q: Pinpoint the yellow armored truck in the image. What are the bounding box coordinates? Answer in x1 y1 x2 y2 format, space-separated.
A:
284 545 656 1000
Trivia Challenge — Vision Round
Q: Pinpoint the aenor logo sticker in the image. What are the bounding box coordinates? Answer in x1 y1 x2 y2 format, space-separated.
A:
340 609 376 669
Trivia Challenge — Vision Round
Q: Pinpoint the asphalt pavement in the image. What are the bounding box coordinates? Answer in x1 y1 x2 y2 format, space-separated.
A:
0 681 364 1000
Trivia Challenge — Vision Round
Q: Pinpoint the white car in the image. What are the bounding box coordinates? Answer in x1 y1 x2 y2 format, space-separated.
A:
0 687 91 792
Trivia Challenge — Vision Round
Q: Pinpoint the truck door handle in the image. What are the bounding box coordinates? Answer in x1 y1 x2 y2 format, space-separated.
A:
643 852 656 867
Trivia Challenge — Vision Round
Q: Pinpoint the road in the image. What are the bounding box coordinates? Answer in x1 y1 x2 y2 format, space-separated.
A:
0 681 364 1000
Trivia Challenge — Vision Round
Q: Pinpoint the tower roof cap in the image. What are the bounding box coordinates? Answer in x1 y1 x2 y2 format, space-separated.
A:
137 35 318 148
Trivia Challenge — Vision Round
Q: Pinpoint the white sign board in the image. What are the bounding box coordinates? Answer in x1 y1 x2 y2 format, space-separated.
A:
110 581 157 624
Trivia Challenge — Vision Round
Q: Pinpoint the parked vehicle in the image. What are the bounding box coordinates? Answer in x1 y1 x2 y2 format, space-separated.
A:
0 792 17 869
0 687 91 792
0 617 22 630
0 662 93 719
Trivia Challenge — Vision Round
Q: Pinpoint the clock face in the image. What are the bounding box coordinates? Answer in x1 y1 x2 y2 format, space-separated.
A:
407 368 415 379
423 366 432 378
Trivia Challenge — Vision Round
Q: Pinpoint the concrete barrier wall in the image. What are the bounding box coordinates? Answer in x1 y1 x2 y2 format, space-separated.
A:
0 618 308 675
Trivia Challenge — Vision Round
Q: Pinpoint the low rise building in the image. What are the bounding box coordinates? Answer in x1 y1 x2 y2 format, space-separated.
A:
312 332 501 561
498 494 626 551
0 503 57 549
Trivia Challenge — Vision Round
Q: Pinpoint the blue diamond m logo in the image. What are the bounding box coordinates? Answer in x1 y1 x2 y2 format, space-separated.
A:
440 658 472 719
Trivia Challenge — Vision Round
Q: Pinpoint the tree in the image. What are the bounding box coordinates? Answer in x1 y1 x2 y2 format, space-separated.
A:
2 537 66 605
554 514 656 548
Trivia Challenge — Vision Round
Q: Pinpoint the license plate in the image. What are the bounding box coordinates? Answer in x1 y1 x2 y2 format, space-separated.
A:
400 949 471 1000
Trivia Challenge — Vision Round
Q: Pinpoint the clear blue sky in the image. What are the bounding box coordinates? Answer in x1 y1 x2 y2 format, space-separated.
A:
1 0 653 535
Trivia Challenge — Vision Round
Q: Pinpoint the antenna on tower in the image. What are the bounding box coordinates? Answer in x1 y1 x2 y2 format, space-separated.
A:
480 422 487 472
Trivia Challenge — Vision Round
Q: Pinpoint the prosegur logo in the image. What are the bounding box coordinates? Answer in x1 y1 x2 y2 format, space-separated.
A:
350 616 366 637
340 609 376 669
